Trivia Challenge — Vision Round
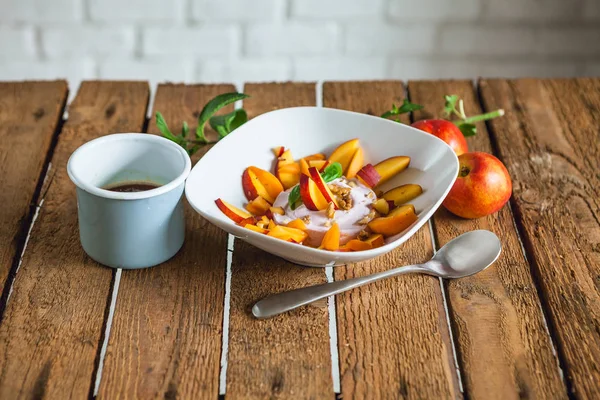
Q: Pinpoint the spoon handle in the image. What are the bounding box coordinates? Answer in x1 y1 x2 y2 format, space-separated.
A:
252 264 429 319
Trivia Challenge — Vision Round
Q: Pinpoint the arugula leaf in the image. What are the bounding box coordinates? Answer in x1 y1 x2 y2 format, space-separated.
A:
209 109 248 139
457 123 476 137
288 162 343 210
443 94 459 118
196 92 249 142
381 99 423 122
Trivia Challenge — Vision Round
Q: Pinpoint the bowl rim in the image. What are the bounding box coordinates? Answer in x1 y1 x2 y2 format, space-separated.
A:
185 106 459 260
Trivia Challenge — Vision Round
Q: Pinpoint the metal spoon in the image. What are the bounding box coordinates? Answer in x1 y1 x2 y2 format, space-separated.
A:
252 230 501 319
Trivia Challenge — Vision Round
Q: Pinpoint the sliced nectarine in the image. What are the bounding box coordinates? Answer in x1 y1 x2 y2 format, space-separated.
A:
346 147 364 179
309 160 329 171
244 224 269 234
319 222 340 250
287 218 308 231
237 216 258 227
256 216 270 229
373 156 410 186
383 184 423 206
304 153 326 161
328 138 359 174
308 167 338 208
248 166 283 201
272 146 285 157
277 162 301 189
268 219 277 230
270 206 284 215
364 233 385 248
216 198 253 223
267 225 308 243
368 204 417 236
356 164 382 188
300 158 310 176
373 198 390 215
299 174 329 211
242 168 274 203
245 196 271 216
345 239 372 251
277 149 294 165
389 203 415 217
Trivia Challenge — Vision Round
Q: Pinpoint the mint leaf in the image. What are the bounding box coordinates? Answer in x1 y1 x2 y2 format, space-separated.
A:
196 92 249 141
289 162 343 210
156 112 186 148
443 94 459 118
458 123 476 137
181 121 189 138
209 109 248 139
381 99 423 122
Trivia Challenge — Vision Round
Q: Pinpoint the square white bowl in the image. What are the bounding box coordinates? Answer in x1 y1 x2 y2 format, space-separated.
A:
185 107 458 267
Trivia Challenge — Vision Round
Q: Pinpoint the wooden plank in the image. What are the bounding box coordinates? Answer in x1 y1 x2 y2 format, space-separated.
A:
0 81 149 399
226 83 334 398
97 84 234 399
323 81 460 399
408 80 567 399
479 78 600 398
0 81 68 306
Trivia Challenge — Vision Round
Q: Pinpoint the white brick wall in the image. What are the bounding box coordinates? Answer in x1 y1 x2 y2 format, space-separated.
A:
0 0 598 91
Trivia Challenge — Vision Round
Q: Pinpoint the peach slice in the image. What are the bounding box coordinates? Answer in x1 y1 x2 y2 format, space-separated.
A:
309 160 330 171
299 174 329 211
267 225 308 243
248 166 283 201
300 158 310 176
215 199 253 223
308 167 339 208
277 149 294 165
364 233 385 248
268 219 277 230
319 222 340 251
244 224 269 234
287 218 308 231
356 164 382 188
389 203 415 217
269 206 285 215
242 168 274 203
277 162 301 189
245 196 271 216
345 239 372 251
272 146 285 157
237 216 258 227
346 147 364 179
373 156 410 186
304 153 326 161
256 216 270 229
373 198 390 215
368 204 417 236
383 184 423 206
328 138 359 174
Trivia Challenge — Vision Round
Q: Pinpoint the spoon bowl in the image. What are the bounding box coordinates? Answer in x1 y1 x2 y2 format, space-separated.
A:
252 230 502 319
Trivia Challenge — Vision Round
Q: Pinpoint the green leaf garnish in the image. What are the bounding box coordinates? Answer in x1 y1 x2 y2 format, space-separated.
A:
457 123 476 137
196 92 249 142
288 162 343 210
381 99 423 122
156 112 186 147
209 109 248 139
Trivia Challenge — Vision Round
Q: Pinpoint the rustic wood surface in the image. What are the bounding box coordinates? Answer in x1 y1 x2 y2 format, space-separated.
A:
0 81 67 308
408 80 567 400
324 81 461 399
0 78 598 399
97 84 234 399
480 78 600 399
225 82 334 399
0 82 149 399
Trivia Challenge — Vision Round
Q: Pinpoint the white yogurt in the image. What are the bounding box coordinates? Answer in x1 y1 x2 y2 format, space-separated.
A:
273 178 376 247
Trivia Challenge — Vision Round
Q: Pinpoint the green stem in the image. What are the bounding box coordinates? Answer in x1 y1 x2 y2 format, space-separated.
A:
456 109 504 125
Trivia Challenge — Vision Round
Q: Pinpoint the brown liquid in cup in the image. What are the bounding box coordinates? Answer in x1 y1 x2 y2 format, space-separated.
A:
104 181 161 193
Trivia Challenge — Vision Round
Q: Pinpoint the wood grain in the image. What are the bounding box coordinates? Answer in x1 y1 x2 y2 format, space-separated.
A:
324 81 460 399
97 84 234 399
479 78 600 398
0 81 67 307
408 80 566 399
0 81 149 399
226 82 334 399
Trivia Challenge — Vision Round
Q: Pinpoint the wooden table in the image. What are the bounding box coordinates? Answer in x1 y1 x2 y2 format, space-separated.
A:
0 78 598 399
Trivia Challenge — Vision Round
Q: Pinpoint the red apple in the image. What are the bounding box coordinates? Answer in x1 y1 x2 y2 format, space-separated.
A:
443 152 512 219
412 119 468 156
356 164 381 188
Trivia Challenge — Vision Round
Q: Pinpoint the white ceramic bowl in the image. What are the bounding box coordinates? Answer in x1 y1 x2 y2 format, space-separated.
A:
185 107 458 267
